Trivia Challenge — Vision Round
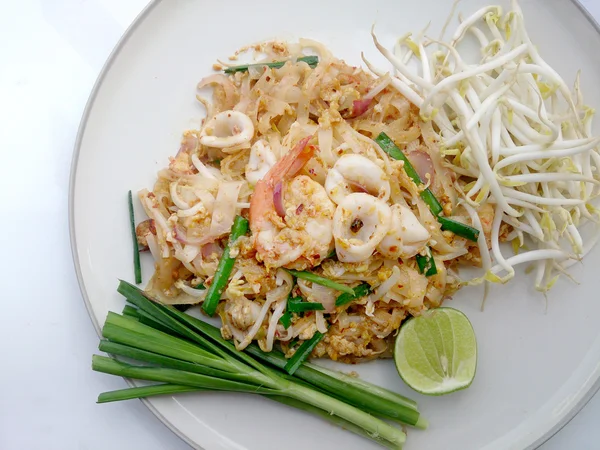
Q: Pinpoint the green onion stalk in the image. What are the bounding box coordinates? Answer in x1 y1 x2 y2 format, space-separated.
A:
224 56 319 74
92 281 428 448
375 132 480 242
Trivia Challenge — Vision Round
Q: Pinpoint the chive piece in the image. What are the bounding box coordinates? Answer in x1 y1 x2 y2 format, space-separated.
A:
420 189 444 216
92 355 275 395
95 382 399 448
245 344 423 427
98 384 202 403
270 395 399 450
98 340 255 384
194 283 206 290
202 216 249 316
279 312 292 329
376 132 481 242
375 133 443 215
326 249 337 259
284 332 325 375
137 310 182 335
128 191 142 284
122 305 139 318
437 216 480 241
174 304 191 312
285 270 354 295
224 55 318 74
287 294 325 313
335 283 372 307
416 248 438 277
131 284 420 426
115 281 413 444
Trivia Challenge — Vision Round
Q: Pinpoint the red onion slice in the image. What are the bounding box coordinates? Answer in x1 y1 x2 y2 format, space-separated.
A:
350 98 372 118
273 181 286 217
202 242 223 259
346 180 369 194
174 224 213 245
407 151 435 185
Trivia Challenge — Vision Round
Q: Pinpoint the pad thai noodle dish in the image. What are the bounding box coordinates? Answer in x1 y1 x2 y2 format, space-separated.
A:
132 2 600 364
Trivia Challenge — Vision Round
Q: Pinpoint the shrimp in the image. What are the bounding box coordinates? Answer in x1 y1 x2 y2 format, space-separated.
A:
249 136 336 269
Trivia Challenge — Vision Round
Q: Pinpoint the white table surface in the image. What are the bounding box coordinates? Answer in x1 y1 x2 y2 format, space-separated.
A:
1 0 599 449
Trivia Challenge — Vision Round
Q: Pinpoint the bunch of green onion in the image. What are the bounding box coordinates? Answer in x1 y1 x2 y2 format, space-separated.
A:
92 280 427 449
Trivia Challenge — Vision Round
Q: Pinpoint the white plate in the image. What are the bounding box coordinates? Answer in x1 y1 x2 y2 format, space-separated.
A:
70 1 600 449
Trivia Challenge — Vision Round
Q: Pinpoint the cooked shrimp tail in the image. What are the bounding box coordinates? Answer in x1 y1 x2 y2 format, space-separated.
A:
249 135 316 228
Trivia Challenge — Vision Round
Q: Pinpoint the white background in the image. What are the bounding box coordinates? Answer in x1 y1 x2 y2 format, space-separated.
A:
1 1 599 449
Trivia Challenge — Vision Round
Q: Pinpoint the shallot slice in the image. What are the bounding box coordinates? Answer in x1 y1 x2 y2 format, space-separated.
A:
273 181 286 217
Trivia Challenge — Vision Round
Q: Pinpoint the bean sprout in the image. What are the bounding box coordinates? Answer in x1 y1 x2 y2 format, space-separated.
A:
368 0 600 291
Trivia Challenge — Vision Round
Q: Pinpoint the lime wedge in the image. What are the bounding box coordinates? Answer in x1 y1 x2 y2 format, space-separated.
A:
394 307 477 395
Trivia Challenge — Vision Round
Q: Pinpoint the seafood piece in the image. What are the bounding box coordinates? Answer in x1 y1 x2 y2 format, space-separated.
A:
332 193 392 263
377 204 430 259
249 136 335 269
199 110 254 148
245 140 277 186
325 154 391 204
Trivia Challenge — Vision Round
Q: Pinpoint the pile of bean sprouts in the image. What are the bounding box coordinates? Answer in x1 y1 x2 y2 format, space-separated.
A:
366 0 600 291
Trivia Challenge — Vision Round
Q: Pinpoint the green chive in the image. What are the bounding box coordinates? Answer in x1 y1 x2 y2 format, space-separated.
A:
245 344 423 427
113 281 415 444
202 216 249 316
128 191 142 284
335 283 372 307
92 355 275 395
375 133 443 215
284 332 325 375
279 312 292 329
285 270 354 295
437 216 480 241
224 56 318 74
416 248 438 277
122 305 139 318
95 383 402 448
98 384 202 404
375 132 480 242
287 295 325 313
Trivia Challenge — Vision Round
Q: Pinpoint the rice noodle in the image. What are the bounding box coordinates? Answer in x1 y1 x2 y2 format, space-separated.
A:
136 38 488 363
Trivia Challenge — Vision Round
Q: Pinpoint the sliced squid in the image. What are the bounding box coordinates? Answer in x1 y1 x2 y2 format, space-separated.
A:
199 110 254 148
333 193 392 263
245 140 277 186
377 204 430 259
325 154 391 205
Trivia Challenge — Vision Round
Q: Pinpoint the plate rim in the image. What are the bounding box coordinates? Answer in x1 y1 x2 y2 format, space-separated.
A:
67 1 600 449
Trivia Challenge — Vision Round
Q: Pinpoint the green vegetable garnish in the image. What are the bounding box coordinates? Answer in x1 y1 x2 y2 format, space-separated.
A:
335 283 372 307
202 216 249 316
127 191 142 284
279 311 292 329
92 281 421 448
285 270 354 295
437 216 480 241
375 133 443 215
284 332 326 375
416 248 438 277
375 132 480 242
224 56 319 74
287 295 325 313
